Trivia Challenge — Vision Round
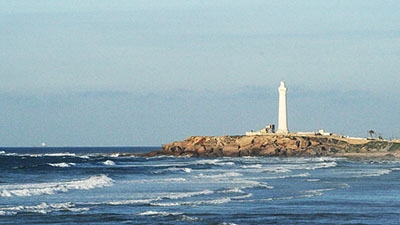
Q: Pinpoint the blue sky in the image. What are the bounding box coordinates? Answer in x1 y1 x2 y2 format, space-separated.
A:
1 1 399 146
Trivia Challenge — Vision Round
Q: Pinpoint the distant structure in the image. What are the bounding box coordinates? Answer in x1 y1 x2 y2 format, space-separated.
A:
297 129 332 136
245 124 275 136
277 81 289 134
246 81 290 136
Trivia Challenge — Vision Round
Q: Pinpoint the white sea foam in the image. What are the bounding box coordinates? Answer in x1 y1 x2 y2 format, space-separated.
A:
352 169 392 177
48 162 76 168
138 211 182 217
301 188 335 198
307 179 320 182
150 197 232 207
240 164 263 169
122 178 187 184
335 168 392 178
309 162 338 170
267 160 338 172
0 202 89 215
0 151 5 155
107 199 154 206
231 193 253 200
44 153 77 157
162 189 214 200
103 160 116 166
150 202 181 207
237 180 274 190
19 152 90 159
196 172 243 179
195 159 235 166
265 172 310 180
180 214 202 222
262 167 291 173
0 174 113 197
138 211 202 222
194 197 231 205
219 187 245 194
110 153 120 157
165 167 192 173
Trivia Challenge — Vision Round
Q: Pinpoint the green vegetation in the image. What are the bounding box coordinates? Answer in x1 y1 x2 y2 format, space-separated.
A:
388 143 400 152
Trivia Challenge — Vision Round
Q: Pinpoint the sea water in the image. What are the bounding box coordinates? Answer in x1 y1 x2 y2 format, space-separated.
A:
1 147 400 224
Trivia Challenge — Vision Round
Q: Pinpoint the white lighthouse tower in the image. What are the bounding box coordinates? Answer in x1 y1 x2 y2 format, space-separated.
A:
277 81 289 134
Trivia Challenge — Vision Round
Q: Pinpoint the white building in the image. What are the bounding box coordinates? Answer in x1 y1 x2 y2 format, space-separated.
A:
246 81 290 136
277 81 289 134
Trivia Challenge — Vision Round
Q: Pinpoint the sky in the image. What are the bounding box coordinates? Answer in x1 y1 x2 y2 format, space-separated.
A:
1 0 399 147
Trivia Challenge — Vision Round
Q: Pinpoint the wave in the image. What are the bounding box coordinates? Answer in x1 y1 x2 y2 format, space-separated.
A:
232 179 274 190
170 167 192 173
196 172 243 179
106 199 156 206
307 179 320 182
103 160 116 166
194 159 235 166
334 168 393 178
264 172 310 180
300 188 335 198
150 197 232 207
219 187 245 194
0 202 89 216
240 164 263 169
123 178 187 184
0 174 113 197
138 211 182 217
349 169 392 178
262 167 291 173
308 162 338 170
231 193 253 200
0 152 90 159
161 189 214 200
137 211 202 222
262 161 338 173
154 167 192 174
47 162 76 168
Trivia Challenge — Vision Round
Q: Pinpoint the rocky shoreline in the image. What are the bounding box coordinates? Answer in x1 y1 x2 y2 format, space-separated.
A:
147 135 400 158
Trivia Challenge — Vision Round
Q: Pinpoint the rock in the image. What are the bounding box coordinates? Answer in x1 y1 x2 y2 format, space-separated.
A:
157 135 399 158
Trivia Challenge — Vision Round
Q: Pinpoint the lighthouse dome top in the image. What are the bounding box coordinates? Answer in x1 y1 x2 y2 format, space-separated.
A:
279 81 287 91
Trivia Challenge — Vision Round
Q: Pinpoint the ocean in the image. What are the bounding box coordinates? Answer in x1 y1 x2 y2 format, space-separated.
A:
1 147 399 224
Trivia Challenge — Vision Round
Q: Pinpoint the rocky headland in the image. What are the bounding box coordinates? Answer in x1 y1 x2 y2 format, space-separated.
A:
148 135 400 158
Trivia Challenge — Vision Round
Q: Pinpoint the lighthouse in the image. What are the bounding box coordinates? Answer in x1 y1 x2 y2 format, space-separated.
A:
277 81 289 134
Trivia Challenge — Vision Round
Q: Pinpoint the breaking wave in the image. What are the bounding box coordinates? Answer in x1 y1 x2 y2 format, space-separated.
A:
240 164 263 169
150 197 232 207
160 189 214 200
103 160 116 166
0 175 113 197
137 211 202 221
0 202 89 215
48 162 76 168
159 167 192 174
196 172 243 179
344 169 393 178
194 159 235 166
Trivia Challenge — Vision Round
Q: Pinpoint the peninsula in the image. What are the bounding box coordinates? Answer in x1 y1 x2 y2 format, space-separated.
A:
150 134 400 158
147 81 400 158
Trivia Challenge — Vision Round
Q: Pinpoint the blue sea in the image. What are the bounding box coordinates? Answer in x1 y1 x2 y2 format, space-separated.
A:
1 147 400 224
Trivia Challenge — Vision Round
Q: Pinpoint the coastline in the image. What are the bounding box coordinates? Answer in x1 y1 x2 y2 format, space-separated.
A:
148 135 400 159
